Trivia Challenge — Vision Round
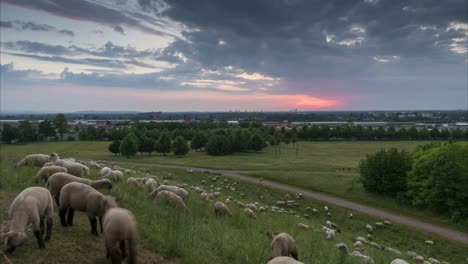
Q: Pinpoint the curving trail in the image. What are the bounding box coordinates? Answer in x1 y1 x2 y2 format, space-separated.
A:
102 160 468 244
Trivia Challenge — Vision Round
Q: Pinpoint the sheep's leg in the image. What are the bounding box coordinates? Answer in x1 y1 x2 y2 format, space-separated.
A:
67 208 75 226
40 216 45 236
99 216 103 233
120 240 127 259
33 229 46 249
291 249 299 260
59 208 68 227
54 193 60 207
88 216 98 236
44 216 53 241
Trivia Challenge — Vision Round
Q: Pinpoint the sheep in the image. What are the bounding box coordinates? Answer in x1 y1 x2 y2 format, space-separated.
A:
150 185 189 201
356 237 369 244
427 258 441 264
42 162 54 167
335 243 374 264
47 172 112 206
407 251 418 258
100 167 112 176
244 208 256 218
348 213 353 219
155 190 187 209
127 177 138 185
1 187 53 253
375 222 385 228
15 154 51 167
33 165 68 182
366 224 373 233
312 208 319 214
102 208 138 264
267 231 298 260
425 240 434 246
383 220 392 226
324 206 329 212
267 256 304 264
391 259 410 264
384 247 402 256
246 203 258 211
59 182 117 236
322 226 336 240
144 178 158 193
50 153 89 177
369 242 382 250
297 223 310 230
353 241 364 250
366 234 373 241
102 170 123 182
214 202 232 216
326 220 338 230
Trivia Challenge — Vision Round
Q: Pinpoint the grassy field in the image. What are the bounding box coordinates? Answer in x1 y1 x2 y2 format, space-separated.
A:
1 140 466 232
1 153 467 264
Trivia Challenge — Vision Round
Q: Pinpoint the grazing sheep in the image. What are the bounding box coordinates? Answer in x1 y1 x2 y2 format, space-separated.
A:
425 240 434 246
127 177 138 185
47 172 112 206
326 220 338 230
59 182 117 236
407 251 418 258
427 258 441 264
353 241 364 250
214 202 232 216
155 190 187 209
375 222 385 228
384 247 402 256
366 224 373 233
42 162 54 167
383 220 392 226
244 208 256 218
150 185 189 201
102 170 123 182
33 165 68 182
267 231 299 260
246 203 258 211
335 243 374 264
348 213 353 219
103 208 138 264
267 256 304 264
369 242 382 250
297 223 310 230
144 178 158 193
391 259 410 264
366 234 373 241
1 187 53 253
50 153 89 177
15 154 51 167
312 208 319 214
322 226 336 240
324 206 329 212
100 167 112 176
356 237 369 244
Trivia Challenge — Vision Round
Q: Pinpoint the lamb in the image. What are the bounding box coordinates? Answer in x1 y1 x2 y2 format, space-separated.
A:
244 208 256 218
47 172 112 206
15 154 51 167
102 170 123 182
335 243 374 264
103 208 138 264
297 223 310 230
0 187 53 253
155 190 187 209
150 185 189 201
59 182 117 236
267 256 304 264
33 165 68 182
144 178 158 193
267 231 299 260
50 153 89 177
214 202 232 216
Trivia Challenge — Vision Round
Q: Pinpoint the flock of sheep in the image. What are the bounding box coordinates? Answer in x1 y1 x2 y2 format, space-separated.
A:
0 153 455 264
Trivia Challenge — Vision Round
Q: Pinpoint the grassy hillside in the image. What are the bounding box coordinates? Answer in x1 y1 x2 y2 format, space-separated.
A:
1 146 467 263
1 140 466 232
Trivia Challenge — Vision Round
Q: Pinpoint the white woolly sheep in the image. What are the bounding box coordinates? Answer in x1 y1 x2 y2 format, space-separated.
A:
15 154 51 167
384 247 402 256
353 241 364 250
59 182 117 236
322 226 336 240
103 208 138 264
348 213 353 219
366 224 373 233
326 220 338 229
100 167 112 176
50 153 89 177
267 231 299 261
267 256 304 264
214 202 232 216
312 208 319 214
150 185 189 201
144 178 158 193
155 190 187 209
324 206 329 212
246 203 258 211
427 258 441 264
335 243 374 264
391 259 410 264
425 240 434 246
33 165 68 182
356 236 369 244
102 170 123 182
383 220 393 226
369 242 382 249
42 162 54 167
375 222 385 228
0 187 54 253
47 172 112 206
127 177 138 185
244 208 256 218
297 223 310 230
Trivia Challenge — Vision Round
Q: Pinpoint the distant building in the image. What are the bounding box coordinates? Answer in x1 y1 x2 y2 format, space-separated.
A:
227 120 239 125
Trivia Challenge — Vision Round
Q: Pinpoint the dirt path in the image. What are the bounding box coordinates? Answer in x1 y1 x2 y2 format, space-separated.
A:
102 160 468 244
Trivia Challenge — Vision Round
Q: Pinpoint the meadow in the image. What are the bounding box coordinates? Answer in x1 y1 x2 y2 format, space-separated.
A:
0 144 467 263
1 140 466 232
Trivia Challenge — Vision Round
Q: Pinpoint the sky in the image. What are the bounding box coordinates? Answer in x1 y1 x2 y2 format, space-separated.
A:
0 0 467 112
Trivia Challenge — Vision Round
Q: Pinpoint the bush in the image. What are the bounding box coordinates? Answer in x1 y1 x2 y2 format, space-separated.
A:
172 136 189 156
120 134 138 158
359 148 412 197
109 140 121 155
406 142 468 222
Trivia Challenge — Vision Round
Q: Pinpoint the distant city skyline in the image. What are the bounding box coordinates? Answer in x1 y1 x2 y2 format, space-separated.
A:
1 0 467 112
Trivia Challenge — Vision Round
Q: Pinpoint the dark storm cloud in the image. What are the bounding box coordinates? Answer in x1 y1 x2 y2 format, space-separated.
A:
2 0 172 37
58 29 75 37
0 20 75 36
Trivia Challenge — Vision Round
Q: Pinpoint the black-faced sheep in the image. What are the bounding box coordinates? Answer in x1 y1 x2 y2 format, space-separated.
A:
267 231 299 260
214 202 232 216
103 208 138 264
155 190 187 209
15 154 51 167
59 182 117 236
47 172 112 206
1 187 53 253
150 185 189 201
50 153 89 177
33 165 68 183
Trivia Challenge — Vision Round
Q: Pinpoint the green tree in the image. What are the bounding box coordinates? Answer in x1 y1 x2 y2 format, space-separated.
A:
191 131 207 150
119 134 138 158
206 134 232 156
359 148 412 197
38 119 55 139
172 136 189 156
248 131 265 151
156 130 171 155
139 136 156 155
1 124 19 143
17 120 37 142
406 143 468 222
53 113 68 140
231 129 249 152
108 140 121 155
